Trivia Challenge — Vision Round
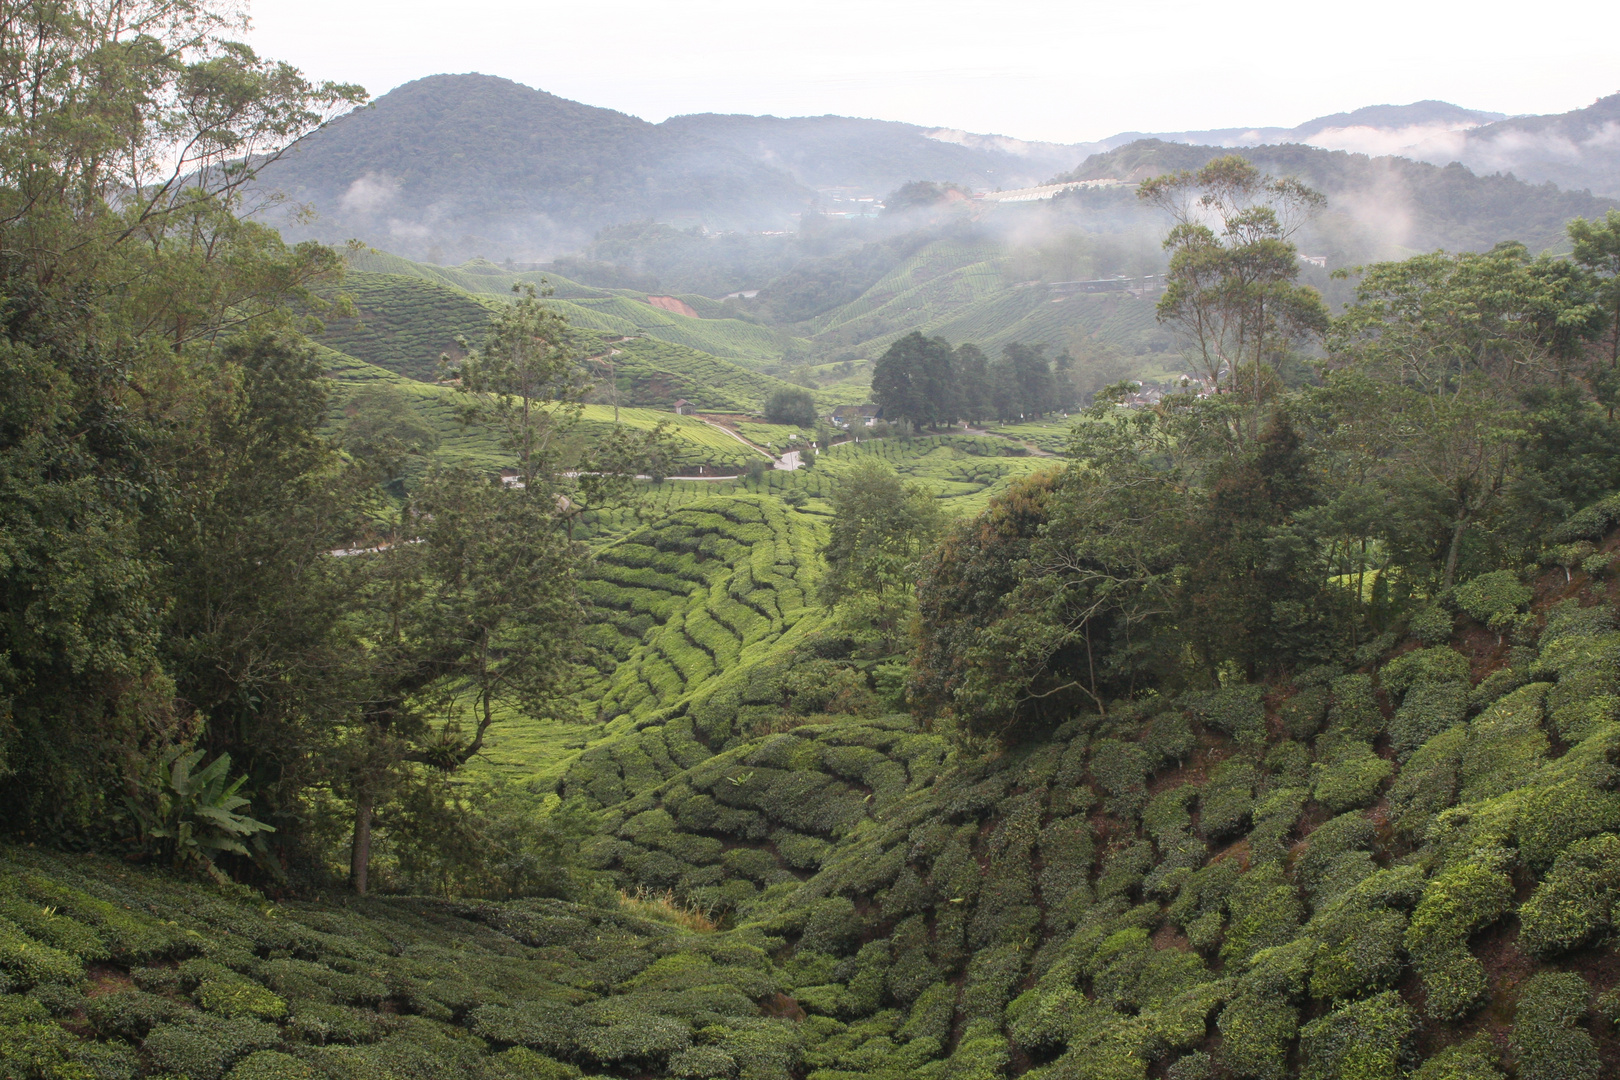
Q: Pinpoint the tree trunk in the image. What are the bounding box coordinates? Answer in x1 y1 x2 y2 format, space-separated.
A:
1442 509 1469 590
350 787 374 896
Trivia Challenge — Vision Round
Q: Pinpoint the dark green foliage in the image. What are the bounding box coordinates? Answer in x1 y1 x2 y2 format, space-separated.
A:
1391 681 1469 760
1519 832 1620 956
1220 863 1304 966
1327 674 1384 742
1411 1036 1504 1080
1511 972 1600 1080
1453 570 1532 628
1199 758 1258 841
1405 851 1514 1019
1312 739 1394 813
1091 739 1149 818
1298 991 1418 1080
764 388 817 429
1193 685 1267 745
1281 687 1329 740
1218 990 1298 1080
1140 710 1196 768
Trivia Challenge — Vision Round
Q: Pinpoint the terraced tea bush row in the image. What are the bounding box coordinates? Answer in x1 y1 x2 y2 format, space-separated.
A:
319 271 501 381
577 494 825 729
0 846 801 1080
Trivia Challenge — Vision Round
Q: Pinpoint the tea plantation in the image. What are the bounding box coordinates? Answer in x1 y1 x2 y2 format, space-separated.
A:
14 556 1620 1078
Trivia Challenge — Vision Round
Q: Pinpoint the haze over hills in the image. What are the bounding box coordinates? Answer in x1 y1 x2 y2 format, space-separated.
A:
1133 95 1620 198
261 74 1619 267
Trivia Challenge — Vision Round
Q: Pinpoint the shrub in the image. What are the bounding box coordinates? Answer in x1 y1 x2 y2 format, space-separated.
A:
1220 864 1302 967
1280 686 1329 740
287 1001 389 1045
1387 726 1466 838
958 944 1023 1024
1411 1035 1503 1080
195 978 288 1021
0 1017 94 1080
1293 812 1376 899
1312 740 1393 813
1511 972 1600 1080
1519 833 1620 956
0 921 84 993
898 981 956 1045
1198 759 1257 841
1454 570 1532 627
225 1050 317 1080
1168 1051 1215 1080
1516 780 1620 872
1096 841 1155 902
1410 603 1454 645
1217 990 1296 1080
1390 681 1468 760
1141 711 1196 768
668 1045 739 1079
1309 903 1407 1000
142 1018 279 1080
1380 649 1469 699
1405 852 1514 1019
87 989 185 1040
1457 683 1551 803
1327 673 1384 741
1298 990 1417 1080
1193 685 1266 744
0 897 109 962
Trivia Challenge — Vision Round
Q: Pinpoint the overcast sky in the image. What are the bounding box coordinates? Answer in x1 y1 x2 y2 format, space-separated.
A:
246 0 1620 143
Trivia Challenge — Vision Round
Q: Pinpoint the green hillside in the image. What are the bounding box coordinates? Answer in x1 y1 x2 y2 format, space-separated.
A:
322 346 766 476
345 251 814 368
326 254 869 412
803 238 1172 364
16 543 1620 1080
320 271 501 380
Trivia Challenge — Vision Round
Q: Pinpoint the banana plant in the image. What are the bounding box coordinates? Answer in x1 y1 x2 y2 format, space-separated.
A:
125 749 276 882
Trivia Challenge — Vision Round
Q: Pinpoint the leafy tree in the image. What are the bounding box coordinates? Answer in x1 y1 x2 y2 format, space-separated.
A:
872 331 956 428
148 334 368 858
1568 210 1620 366
0 0 362 844
342 384 440 491
883 181 965 214
1326 243 1604 587
953 344 994 425
1141 155 1329 437
821 461 942 652
340 467 580 895
764 387 817 428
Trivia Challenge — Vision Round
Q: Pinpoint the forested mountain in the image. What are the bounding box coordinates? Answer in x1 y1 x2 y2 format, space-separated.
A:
1060 140 1618 255
1097 99 1508 155
1445 93 1620 197
259 74 816 261
260 76 1619 269
259 75 1089 264
1102 95 1620 199
660 113 1084 194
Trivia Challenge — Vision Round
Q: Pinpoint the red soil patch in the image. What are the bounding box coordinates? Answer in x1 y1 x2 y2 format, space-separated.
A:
84 964 133 998
1152 922 1192 952
761 992 806 1021
646 296 699 318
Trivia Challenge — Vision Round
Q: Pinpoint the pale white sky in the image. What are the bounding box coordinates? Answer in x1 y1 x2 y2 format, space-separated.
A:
246 0 1620 143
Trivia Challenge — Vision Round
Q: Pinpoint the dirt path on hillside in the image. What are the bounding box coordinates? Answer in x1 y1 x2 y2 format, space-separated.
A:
692 415 779 462
962 425 1057 458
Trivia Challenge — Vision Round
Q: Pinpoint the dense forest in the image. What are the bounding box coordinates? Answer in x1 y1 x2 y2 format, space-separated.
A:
11 4 1620 1080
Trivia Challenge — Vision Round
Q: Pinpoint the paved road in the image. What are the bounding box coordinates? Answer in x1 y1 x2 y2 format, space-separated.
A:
775 450 802 471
